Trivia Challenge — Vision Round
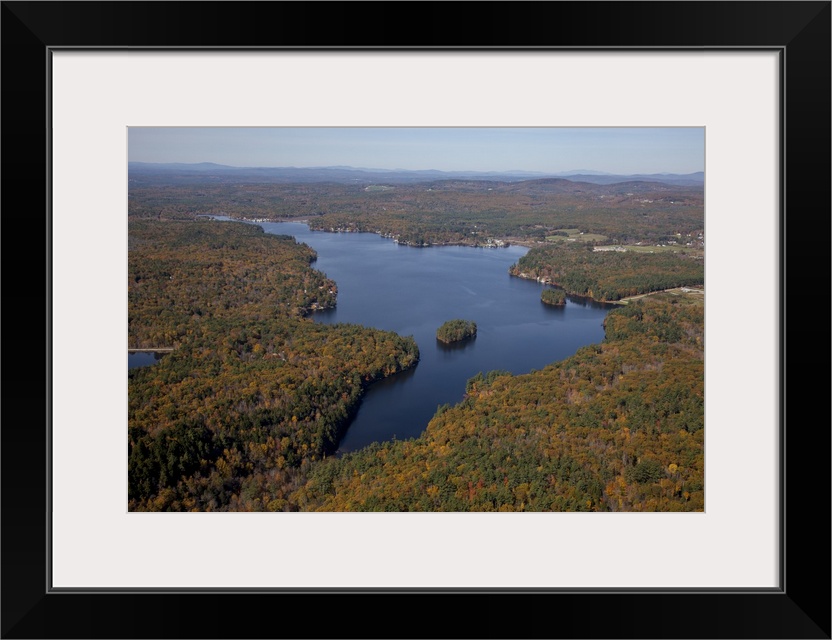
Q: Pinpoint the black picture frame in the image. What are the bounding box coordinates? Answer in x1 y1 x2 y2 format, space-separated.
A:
2 2 829 638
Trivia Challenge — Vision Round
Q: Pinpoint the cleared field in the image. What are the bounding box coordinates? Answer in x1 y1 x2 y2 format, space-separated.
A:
546 228 608 243
618 286 705 305
622 244 704 257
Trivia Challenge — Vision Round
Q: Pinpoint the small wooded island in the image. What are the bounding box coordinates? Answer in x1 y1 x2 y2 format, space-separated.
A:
541 288 566 306
436 319 477 344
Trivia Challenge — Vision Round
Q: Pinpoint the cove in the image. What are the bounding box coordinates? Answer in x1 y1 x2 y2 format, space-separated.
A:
128 351 168 369
257 221 616 454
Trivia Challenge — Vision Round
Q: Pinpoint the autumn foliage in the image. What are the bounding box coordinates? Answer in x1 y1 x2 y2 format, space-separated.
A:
511 244 704 301
128 205 704 512
128 220 419 511
295 293 704 512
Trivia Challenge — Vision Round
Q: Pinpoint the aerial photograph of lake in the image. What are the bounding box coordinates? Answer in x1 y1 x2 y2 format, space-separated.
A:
128 127 704 512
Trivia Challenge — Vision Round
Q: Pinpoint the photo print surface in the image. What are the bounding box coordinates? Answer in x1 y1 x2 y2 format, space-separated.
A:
127 126 705 513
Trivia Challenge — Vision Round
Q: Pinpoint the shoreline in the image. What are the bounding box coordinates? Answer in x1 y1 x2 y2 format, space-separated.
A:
509 270 703 306
205 214 591 253
208 217 703 307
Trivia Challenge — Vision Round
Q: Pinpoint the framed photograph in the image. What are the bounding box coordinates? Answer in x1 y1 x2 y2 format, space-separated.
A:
3 2 829 638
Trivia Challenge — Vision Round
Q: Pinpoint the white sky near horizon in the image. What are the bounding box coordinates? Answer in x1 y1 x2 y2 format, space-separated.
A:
128 127 704 175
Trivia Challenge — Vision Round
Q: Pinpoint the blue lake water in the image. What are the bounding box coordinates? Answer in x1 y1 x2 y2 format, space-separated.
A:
128 352 168 369
257 221 616 453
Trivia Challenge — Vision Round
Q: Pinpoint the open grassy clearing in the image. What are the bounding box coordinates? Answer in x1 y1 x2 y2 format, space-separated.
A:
621 244 704 257
546 228 608 243
618 286 705 305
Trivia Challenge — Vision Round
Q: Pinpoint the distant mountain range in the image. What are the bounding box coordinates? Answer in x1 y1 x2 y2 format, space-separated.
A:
128 162 704 187
555 172 704 186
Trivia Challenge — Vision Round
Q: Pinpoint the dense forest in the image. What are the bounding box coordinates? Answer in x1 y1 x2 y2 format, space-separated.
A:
128 177 704 247
541 288 566 306
294 293 704 512
436 319 477 344
128 220 419 511
511 244 704 301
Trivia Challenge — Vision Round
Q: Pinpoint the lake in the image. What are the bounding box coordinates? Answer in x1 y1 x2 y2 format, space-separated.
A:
256 221 615 453
128 351 168 369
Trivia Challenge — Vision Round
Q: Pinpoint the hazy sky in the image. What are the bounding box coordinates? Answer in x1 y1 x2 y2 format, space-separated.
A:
128 127 704 175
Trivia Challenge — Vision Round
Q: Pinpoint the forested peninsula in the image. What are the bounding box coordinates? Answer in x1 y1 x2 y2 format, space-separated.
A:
511 244 704 302
128 220 419 511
